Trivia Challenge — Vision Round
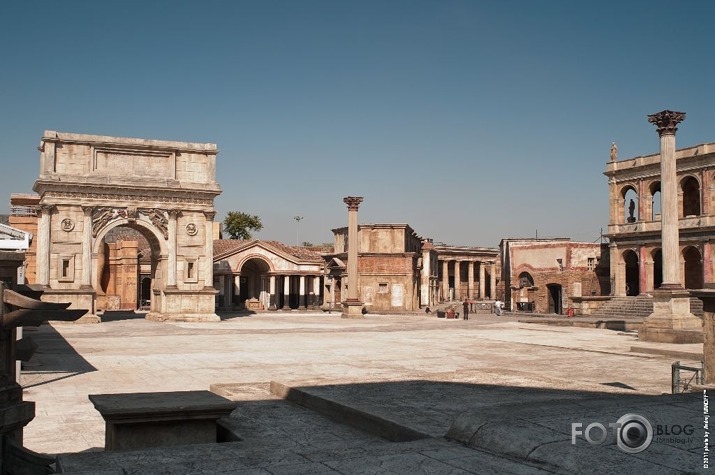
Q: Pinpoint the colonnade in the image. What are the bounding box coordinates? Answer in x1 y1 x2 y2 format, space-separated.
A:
220 273 324 310
438 259 497 301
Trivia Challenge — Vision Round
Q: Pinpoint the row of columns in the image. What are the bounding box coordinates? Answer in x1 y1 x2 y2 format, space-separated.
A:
439 259 496 300
222 273 323 310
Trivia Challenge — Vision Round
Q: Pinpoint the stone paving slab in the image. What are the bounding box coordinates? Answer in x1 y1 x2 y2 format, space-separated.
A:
18 313 713 473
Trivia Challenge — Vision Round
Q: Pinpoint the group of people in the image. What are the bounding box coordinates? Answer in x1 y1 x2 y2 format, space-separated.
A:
426 299 505 319
460 299 504 319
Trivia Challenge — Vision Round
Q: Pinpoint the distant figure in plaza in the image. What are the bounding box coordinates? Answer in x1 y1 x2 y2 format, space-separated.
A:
628 199 636 221
610 142 617 161
425 306 431 314
494 300 503 316
463 299 469 320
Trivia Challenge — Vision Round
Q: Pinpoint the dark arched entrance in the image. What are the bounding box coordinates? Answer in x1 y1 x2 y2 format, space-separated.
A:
683 246 703 289
237 257 271 310
624 250 639 296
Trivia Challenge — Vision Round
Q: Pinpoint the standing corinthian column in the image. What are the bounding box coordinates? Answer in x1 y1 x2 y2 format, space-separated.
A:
648 110 685 289
342 196 364 318
641 110 702 344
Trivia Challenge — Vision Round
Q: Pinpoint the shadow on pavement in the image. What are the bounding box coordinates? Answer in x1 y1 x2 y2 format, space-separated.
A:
20 324 96 389
99 311 147 322
58 379 708 474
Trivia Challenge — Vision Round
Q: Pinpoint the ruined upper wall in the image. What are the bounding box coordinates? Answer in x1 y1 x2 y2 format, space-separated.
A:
34 131 220 192
604 142 715 180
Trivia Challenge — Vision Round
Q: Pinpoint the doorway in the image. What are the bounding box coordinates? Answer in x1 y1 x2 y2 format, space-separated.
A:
547 284 562 314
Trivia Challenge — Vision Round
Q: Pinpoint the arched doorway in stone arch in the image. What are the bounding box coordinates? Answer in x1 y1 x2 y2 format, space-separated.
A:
623 250 639 296
93 220 166 315
683 246 703 289
236 257 272 311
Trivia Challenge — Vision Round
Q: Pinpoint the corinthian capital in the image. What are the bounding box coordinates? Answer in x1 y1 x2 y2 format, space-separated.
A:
343 196 364 211
647 110 686 136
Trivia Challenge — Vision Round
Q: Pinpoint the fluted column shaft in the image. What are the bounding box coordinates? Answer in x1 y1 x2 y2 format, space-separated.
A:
479 263 486 299
660 132 680 286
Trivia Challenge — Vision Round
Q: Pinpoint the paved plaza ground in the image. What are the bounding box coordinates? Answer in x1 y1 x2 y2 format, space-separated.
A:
19 311 710 473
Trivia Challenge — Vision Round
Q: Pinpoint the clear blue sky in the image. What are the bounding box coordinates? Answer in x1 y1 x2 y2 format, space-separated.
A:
2 1 714 247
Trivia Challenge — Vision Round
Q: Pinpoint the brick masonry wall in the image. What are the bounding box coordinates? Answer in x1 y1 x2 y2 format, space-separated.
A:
8 215 37 283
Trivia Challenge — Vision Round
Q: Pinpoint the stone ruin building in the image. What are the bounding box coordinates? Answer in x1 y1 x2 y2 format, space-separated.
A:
6 130 624 318
605 141 715 297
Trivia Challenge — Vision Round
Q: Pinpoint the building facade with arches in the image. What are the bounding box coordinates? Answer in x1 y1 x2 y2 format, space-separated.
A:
605 141 715 296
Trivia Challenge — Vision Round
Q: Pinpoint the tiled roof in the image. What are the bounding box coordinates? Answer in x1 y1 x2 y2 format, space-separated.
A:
213 239 250 258
263 241 323 262
213 239 323 262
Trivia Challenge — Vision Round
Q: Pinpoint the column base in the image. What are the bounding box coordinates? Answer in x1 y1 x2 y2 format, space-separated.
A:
342 300 365 319
639 289 703 343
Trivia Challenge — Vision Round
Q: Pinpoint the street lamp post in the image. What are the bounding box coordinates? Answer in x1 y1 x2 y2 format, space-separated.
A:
293 216 303 246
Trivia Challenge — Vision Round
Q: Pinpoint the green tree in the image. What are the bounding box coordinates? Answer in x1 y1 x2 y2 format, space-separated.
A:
223 211 263 240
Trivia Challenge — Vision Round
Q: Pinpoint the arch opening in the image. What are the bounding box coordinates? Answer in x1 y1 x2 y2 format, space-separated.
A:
652 249 663 290
622 186 639 223
682 176 701 217
95 223 164 313
650 182 661 221
624 250 639 296
237 257 272 310
683 246 703 289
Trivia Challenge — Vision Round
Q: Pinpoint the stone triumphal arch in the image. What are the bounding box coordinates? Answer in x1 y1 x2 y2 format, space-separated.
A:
32 131 221 322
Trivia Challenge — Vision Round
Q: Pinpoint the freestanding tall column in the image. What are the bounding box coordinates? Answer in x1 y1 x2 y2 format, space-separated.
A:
467 261 474 299
342 196 364 318
641 110 702 343
652 111 685 288
479 263 485 299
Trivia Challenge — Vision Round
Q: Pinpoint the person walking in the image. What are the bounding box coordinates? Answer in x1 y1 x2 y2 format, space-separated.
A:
463 299 470 320
494 300 503 316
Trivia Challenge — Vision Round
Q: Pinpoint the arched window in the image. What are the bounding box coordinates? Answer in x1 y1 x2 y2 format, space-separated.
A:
622 186 638 223
518 272 534 288
682 176 701 217
650 182 661 221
